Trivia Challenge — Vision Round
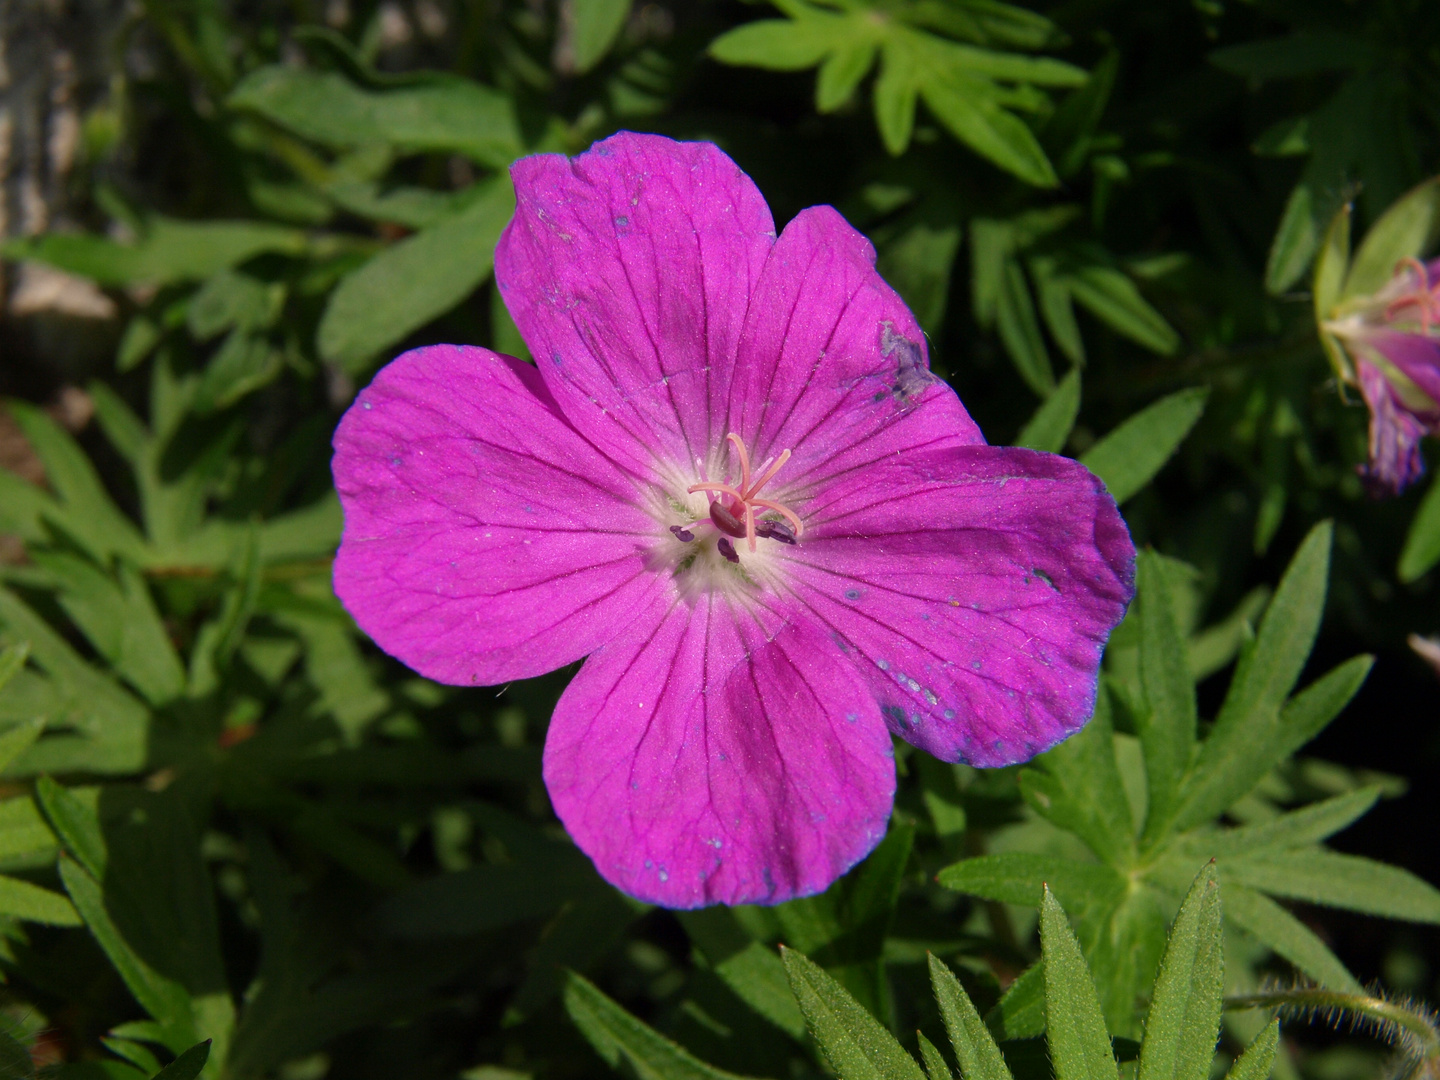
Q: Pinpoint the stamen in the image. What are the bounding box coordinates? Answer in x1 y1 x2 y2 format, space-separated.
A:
756 519 797 545
749 498 805 537
747 449 791 499
684 432 804 560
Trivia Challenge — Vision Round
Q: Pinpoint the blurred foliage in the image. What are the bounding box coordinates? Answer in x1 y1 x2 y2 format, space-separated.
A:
0 0 1438 1078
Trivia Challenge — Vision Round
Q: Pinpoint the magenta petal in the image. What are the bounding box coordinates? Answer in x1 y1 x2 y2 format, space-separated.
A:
1355 357 1431 496
544 593 896 907
332 345 661 685
1363 329 1440 409
730 205 984 488
495 131 777 474
784 446 1135 768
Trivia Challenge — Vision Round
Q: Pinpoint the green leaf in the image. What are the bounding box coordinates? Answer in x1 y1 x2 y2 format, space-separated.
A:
985 962 1045 1040
1312 204 1351 321
562 0 633 74
1061 265 1178 355
876 221 962 334
36 776 107 878
1221 883 1360 992
1208 32 1371 80
1015 368 1080 452
4 402 148 563
938 853 1125 914
1030 256 1085 362
186 270 283 341
817 40 877 111
780 946 926 1080
152 1042 211 1080
194 331 282 413
1137 552 1197 845
58 855 199 1052
1258 654 1373 769
228 67 521 168
1040 888 1115 1080
1343 176 1440 300
1169 787 1381 860
5 218 307 287
563 971 761 1080
0 716 44 773
917 1032 952 1080
928 954 1014 1080
709 18 839 71
1174 524 1337 830
30 554 186 706
1223 849 1440 923
0 641 27 694
1265 174 1325 295
0 588 151 776
995 257 1055 395
874 45 919 155
1020 694 1135 868
318 175 514 373
1136 865 1222 1080
375 852 598 937
1080 388 1208 505
1398 475 1440 583
1223 1021 1278 1080
919 74 1059 188
0 872 80 924
508 891 636 1024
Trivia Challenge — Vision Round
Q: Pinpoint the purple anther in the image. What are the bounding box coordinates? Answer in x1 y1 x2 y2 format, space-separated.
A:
669 525 695 542
709 501 747 538
716 537 739 564
755 519 797 545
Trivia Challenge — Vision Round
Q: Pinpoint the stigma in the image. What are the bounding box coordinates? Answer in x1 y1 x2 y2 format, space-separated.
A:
685 433 804 554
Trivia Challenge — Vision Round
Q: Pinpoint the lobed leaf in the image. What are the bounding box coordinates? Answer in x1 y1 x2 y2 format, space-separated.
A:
1224 1021 1279 1080
1220 883 1360 992
1080 388 1208 506
1398 476 1440 583
1136 865 1222 1080
1175 523 1335 830
562 0 633 74
228 67 521 168
1040 888 1116 1080
1169 787 1381 860
1062 264 1178 355
1223 849 1440 924
781 946 926 1080
928 954 1014 1080
1015 368 1080 452
563 971 761 1080
318 176 514 373
1136 552 1198 846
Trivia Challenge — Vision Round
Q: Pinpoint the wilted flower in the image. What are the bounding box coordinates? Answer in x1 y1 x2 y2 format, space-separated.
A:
1324 256 1440 495
331 133 1134 908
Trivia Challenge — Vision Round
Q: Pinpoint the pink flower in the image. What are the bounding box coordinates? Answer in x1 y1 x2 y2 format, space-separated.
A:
1326 257 1440 495
331 133 1134 908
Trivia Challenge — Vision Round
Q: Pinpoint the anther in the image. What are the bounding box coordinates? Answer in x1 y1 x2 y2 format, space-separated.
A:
755 519 797 545
670 525 695 542
717 537 739 564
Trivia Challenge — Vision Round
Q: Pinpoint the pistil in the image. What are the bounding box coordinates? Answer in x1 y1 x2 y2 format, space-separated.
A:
686 432 805 553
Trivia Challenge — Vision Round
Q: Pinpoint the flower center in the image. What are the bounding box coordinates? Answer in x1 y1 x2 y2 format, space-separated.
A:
670 432 804 563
